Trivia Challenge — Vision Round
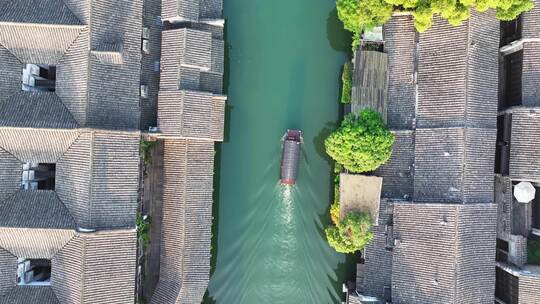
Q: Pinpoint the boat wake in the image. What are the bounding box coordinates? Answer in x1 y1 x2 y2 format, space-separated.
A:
279 184 295 225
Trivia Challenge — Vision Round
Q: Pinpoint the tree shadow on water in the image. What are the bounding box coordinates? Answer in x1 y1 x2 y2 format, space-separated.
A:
326 8 352 53
313 121 338 168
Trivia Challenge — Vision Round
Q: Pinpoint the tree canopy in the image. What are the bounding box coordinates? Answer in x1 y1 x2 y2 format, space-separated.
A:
325 109 394 173
336 0 534 34
325 211 374 253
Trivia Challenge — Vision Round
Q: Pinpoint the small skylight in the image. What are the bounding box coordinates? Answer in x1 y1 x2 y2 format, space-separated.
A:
21 163 56 190
17 258 51 286
21 64 56 92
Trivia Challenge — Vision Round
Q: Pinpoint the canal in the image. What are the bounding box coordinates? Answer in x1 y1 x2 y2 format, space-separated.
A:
206 0 353 303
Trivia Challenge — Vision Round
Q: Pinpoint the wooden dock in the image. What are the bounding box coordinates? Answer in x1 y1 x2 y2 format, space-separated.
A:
351 50 389 121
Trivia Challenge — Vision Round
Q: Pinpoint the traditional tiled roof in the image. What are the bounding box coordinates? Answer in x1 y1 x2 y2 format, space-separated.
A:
158 27 225 140
518 274 540 303
161 0 222 22
0 228 74 259
507 107 540 182
151 139 214 304
0 92 79 129
374 131 414 200
392 203 497 304
382 16 416 130
0 129 140 229
160 28 223 94
0 0 142 130
139 0 164 130
356 199 394 300
0 191 74 230
0 229 137 304
521 0 540 39
413 127 496 203
0 0 83 25
158 90 225 140
0 286 59 304
416 13 499 129
356 13 501 302
521 42 540 107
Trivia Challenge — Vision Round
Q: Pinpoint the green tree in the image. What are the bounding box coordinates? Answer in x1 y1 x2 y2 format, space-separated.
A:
336 0 534 34
325 211 374 253
325 109 394 173
337 0 393 48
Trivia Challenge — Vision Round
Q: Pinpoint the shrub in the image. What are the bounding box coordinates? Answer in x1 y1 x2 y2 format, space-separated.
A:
330 202 341 225
325 109 394 173
325 211 374 253
140 139 157 165
137 214 151 250
341 62 353 104
336 0 534 34
528 240 540 265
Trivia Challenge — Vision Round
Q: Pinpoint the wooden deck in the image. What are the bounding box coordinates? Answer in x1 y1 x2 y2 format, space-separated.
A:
351 50 389 121
141 140 164 302
339 173 382 225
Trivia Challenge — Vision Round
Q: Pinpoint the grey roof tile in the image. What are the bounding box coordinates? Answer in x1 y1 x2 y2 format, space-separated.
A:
0 128 79 163
160 28 223 94
0 24 84 64
508 107 540 182
0 228 75 259
151 140 214 304
0 92 79 129
522 42 540 107
392 203 497 304
374 131 414 200
0 129 140 230
522 0 540 39
416 12 499 129
0 190 75 229
158 90 225 141
0 1 142 131
0 0 82 25
0 286 59 304
413 127 495 203
0 230 136 303
383 15 416 130
0 148 21 203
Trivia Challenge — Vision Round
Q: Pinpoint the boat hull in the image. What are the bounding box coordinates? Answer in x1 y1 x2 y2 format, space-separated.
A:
280 130 302 185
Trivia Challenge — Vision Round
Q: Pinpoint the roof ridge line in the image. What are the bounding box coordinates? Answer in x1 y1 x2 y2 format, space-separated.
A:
180 140 189 297
0 240 18 260
55 130 83 162
56 26 87 64
452 204 461 302
0 22 86 29
51 191 78 231
54 26 87 128
60 0 85 25
460 17 472 205
87 131 95 230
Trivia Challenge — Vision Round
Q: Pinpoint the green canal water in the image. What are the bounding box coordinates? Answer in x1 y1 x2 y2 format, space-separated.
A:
206 1 353 303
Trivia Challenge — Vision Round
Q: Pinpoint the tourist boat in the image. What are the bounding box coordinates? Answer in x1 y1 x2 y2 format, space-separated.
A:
280 129 303 185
